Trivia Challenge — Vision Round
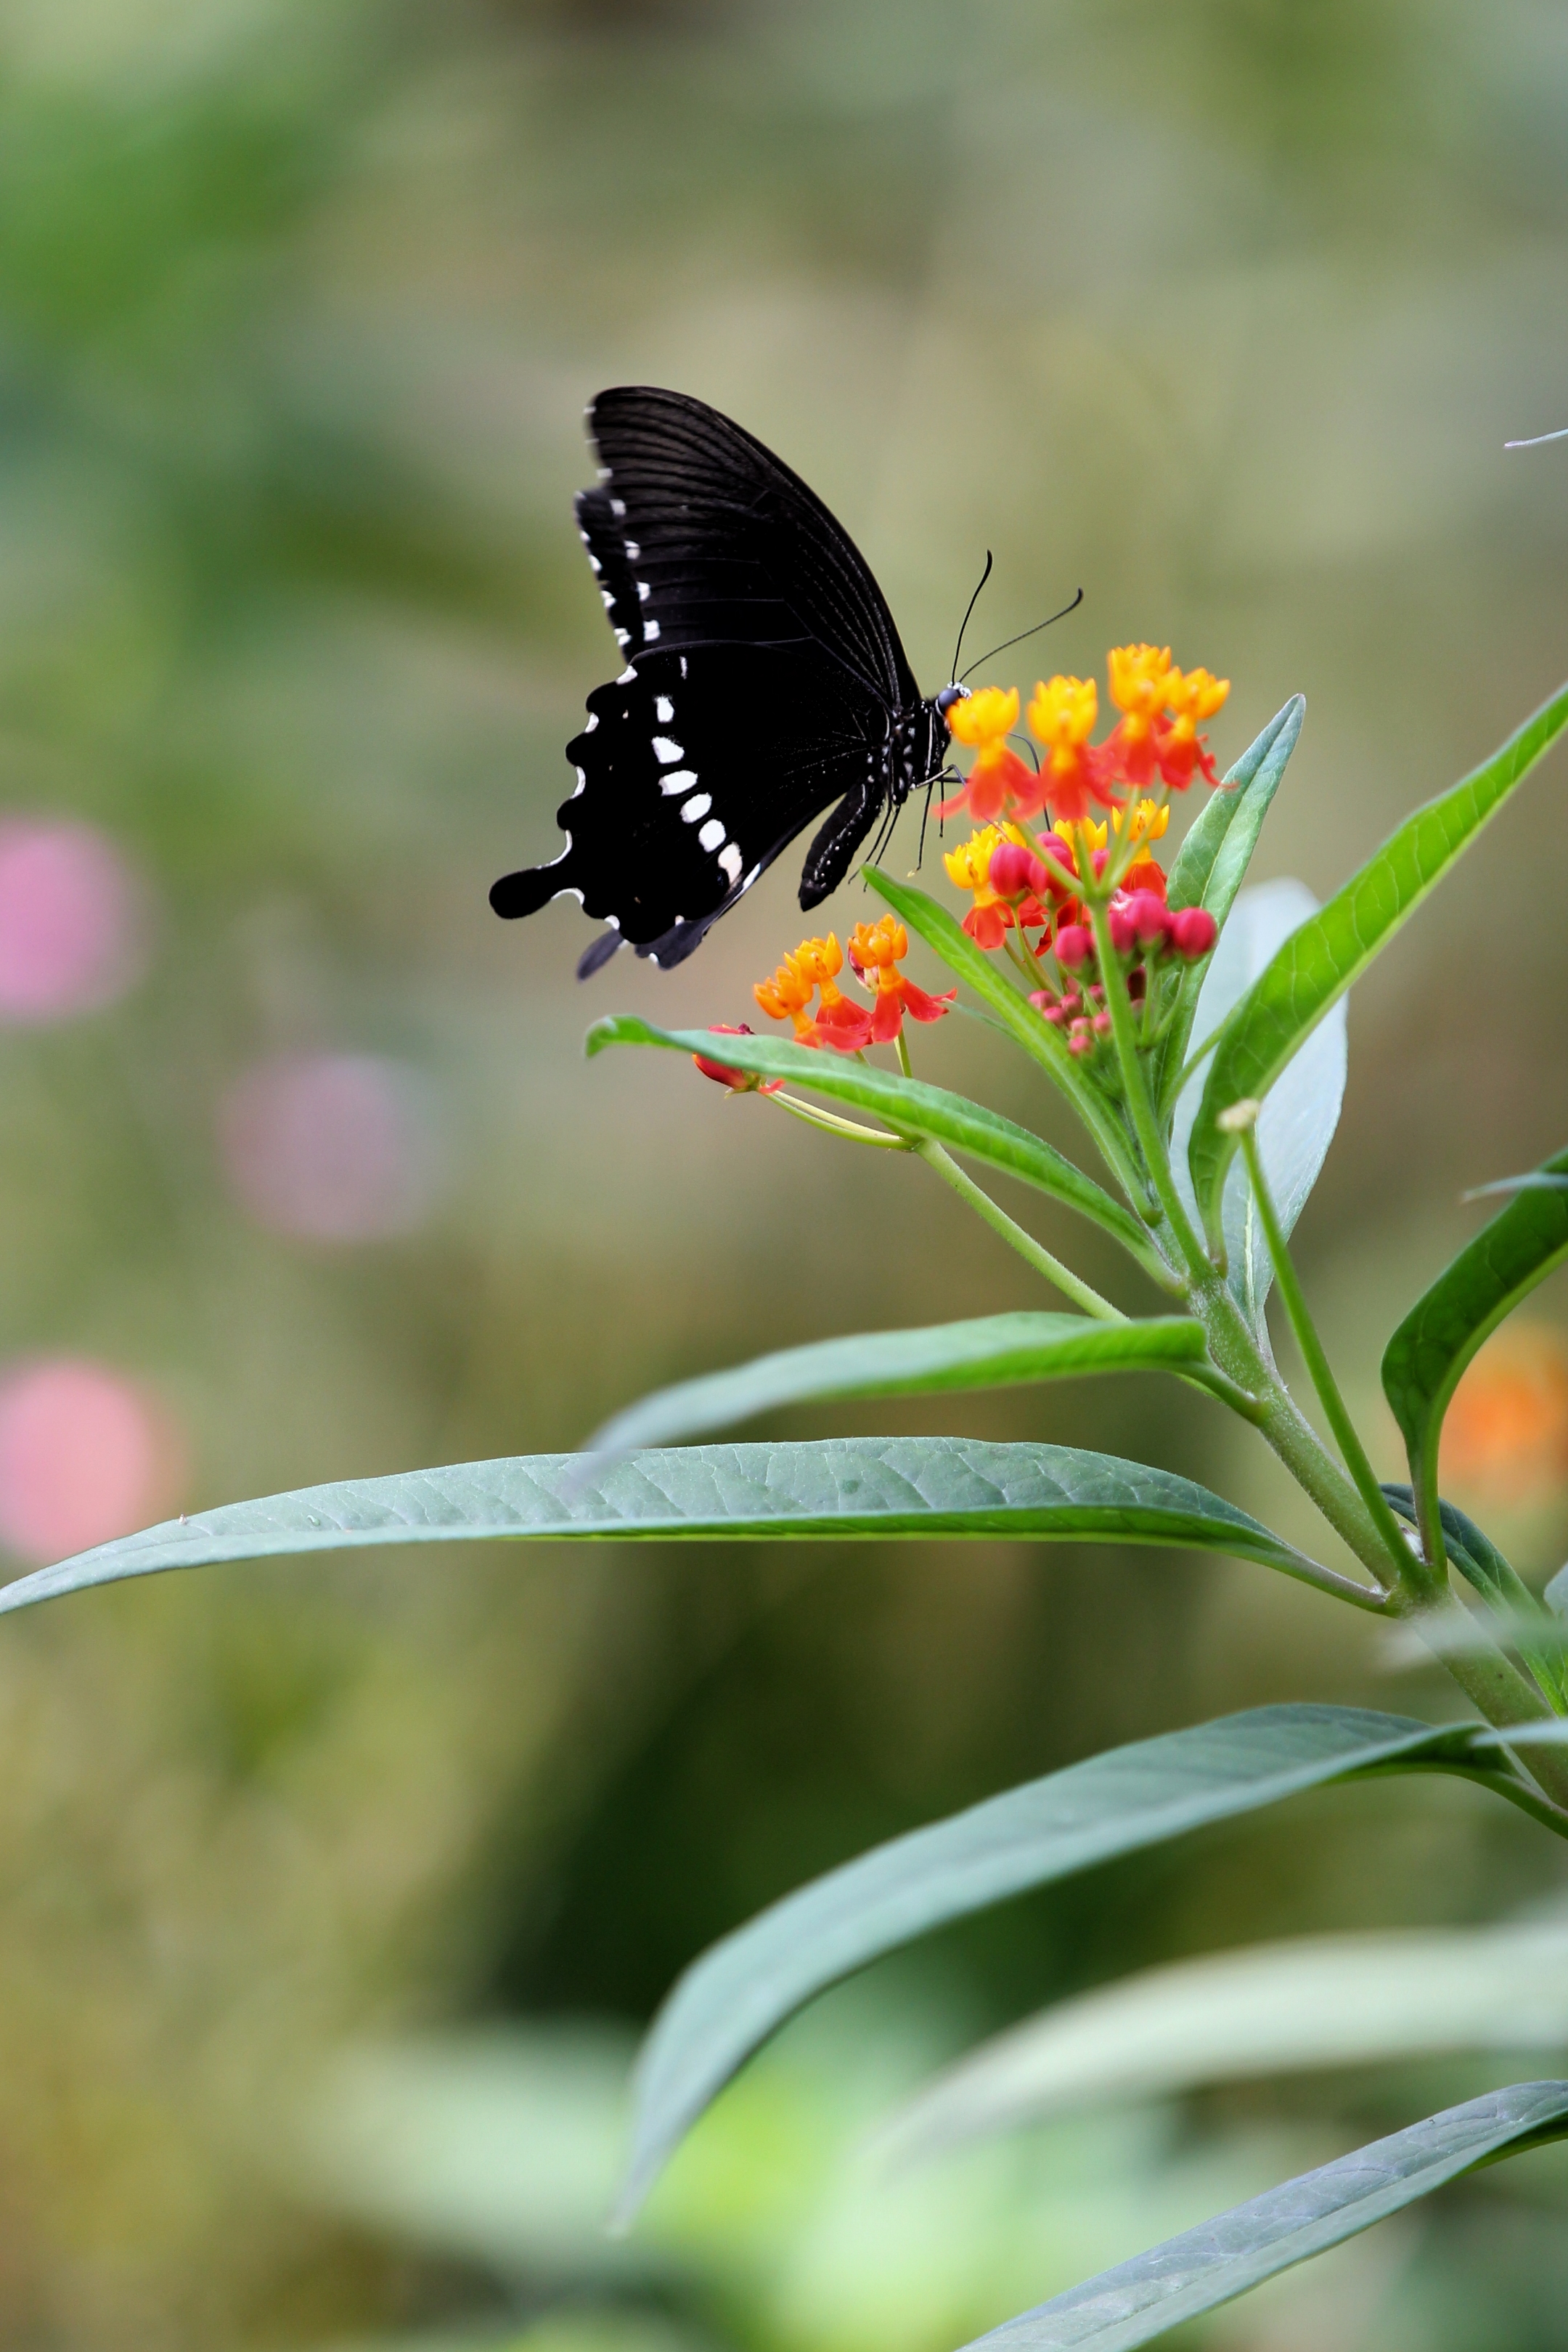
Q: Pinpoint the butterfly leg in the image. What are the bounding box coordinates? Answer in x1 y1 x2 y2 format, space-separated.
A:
799 780 883 911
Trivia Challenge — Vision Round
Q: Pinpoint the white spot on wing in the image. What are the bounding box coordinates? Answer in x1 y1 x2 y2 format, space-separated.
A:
698 818 726 852
624 540 640 560
644 617 661 641
679 656 688 677
618 666 636 683
611 497 626 519
660 769 698 794
719 843 743 885
681 793 713 822
637 581 650 603
584 713 598 733
652 736 684 764
656 695 674 723
614 627 629 647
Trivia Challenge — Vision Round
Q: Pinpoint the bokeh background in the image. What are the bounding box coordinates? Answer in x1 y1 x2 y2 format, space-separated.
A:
1 0 1568 2344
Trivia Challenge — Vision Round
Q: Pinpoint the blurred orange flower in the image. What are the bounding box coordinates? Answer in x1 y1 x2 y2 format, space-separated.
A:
1440 1324 1568 1499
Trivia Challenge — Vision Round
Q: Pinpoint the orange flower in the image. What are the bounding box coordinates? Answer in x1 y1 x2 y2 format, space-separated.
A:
1102 643 1174 791
753 932 869 1049
1026 675 1110 823
1159 665 1230 788
943 825 1020 949
846 914 955 1045
1440 1325 1568 1500
940 685 1045 822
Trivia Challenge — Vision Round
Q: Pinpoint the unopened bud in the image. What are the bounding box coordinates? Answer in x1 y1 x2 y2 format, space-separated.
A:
1169 906 1218 961
1055 923 1094 971
989 841 1045 898
694 1023 764 1091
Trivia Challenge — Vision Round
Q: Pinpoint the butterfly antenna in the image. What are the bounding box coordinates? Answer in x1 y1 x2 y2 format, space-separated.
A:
949 550 994 685
960 586 1084 682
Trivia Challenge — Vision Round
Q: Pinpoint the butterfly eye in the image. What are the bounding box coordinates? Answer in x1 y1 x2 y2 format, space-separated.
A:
936 683 970 715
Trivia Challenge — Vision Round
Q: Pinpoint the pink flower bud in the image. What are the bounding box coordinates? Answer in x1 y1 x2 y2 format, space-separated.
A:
1169 906 1218 960
1036 834 1079 892
988 841 1042 898
1110 890 1171 953
1055 923 1094 971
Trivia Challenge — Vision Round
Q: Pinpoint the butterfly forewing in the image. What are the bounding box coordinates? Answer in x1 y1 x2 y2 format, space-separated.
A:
490 387 944 968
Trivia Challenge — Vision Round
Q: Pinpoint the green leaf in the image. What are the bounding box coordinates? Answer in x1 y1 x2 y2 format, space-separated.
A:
1166 695 1304 918
883 1922 1568 2156
1158 696 1304 1107
950 2079 1568 2352
859 868 1147 1200
1382 1484 1566 1706
955 2082 1568 2352
1381 1143 1568 1553
587 1313 1209 1453
585 1017 1156 1264
1463 1173 1568 1200
1188 681 1568 1250
1170 883 1346 1338
0 1437 1329 1617
617 1705 1511 2218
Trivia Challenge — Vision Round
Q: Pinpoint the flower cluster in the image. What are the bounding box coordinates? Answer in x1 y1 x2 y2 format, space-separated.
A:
941 645 1230 829
697 921 955 1088
695 642 1230 1098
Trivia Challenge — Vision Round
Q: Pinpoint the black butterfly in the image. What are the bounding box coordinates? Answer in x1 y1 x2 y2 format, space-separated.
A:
489 386 964 975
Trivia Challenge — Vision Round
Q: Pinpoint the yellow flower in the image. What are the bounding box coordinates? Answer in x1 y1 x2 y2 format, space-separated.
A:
1107 643 1174 721
1165 666 1230 724
1026 674 1098 752
1111 798 1171 843
942 824 1008 895
947 685 1019 750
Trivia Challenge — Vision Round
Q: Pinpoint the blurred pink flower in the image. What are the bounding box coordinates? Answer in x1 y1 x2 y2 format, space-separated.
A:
219 1053 443 1242
0 1359 186 1563
0 818 148 1024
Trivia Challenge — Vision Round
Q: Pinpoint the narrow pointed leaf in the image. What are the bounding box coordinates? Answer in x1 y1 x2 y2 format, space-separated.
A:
859 868 1148 1198
1157 696 1304 1107
1188 682 1568 1247
618 1705 1508 2218
957 2082 1568 2352
0 1436 1327 1617
1463 1173 1568 1200
1382 1144 1568 1547
586 1017 1155 1261
884 1924 1568 2155
587 1313 1208 1453
1170 883 1346 1335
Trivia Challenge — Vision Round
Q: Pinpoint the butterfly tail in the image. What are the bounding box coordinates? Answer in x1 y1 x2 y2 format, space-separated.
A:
489 855 579 920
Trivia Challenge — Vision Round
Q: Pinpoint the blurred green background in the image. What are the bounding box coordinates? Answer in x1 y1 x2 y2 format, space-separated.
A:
1 0 1568 2343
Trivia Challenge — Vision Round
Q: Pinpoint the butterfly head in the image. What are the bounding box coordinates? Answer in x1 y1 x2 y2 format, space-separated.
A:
935 683 971 719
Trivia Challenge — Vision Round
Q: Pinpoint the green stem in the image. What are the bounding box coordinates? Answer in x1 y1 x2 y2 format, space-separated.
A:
916 1142 1125 1320
768 1094 913 1151
1085 898 1212 1285
1234 1119 1416 1587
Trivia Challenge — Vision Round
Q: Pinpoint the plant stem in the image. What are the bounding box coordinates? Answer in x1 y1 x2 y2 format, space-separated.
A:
768 1094 913 1150
916 1142 1125 1319
1234 1120 1416 1586
1085 898 1212 1285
